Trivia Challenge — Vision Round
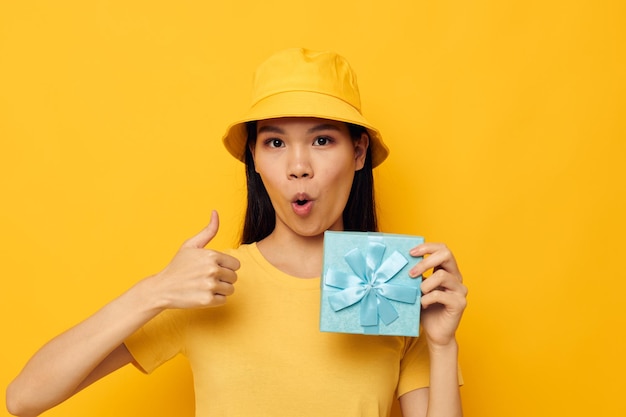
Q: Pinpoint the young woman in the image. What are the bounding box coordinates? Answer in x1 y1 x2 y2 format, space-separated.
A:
6 48 467 417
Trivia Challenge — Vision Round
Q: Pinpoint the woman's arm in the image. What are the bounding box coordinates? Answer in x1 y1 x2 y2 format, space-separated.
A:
399 341 461 417
6 281 163 417
6 211 240 417
400 243 467 417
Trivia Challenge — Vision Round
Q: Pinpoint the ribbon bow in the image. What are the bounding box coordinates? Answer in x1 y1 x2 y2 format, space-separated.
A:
325 237 418 334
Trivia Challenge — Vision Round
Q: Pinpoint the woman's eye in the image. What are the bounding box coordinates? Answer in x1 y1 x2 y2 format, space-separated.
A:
313 136 331 146
265 138 284 148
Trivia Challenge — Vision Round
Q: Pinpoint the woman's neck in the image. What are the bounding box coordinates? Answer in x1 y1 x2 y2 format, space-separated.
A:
256 231 325 279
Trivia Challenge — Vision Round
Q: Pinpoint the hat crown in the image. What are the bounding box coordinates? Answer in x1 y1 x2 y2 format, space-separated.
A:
222 48 389 167
251 48 362 113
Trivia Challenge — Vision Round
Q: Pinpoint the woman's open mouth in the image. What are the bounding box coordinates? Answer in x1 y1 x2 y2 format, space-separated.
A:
291 196 314 216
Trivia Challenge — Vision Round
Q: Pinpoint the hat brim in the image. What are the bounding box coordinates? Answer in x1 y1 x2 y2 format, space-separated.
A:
222 90 389 168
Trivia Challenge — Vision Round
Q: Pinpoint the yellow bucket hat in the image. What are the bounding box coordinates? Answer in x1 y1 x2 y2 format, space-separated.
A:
221 48 389 168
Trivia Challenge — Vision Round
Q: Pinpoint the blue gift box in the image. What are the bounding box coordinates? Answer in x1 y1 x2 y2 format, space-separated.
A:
320 231 424 336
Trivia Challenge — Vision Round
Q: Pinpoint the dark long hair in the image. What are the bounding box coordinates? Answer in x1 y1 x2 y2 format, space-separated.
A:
241 121 378 244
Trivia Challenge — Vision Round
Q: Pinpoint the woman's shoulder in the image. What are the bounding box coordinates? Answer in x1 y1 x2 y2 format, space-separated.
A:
223 242 256 259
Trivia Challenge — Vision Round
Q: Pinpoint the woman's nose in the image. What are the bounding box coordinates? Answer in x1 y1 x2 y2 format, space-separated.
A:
288 147 313 179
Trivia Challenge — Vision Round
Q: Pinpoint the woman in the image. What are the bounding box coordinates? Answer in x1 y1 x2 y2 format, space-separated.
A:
6 48 467 417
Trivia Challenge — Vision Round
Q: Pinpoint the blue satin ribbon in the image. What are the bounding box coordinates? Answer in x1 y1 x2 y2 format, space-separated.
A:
325 236 418 334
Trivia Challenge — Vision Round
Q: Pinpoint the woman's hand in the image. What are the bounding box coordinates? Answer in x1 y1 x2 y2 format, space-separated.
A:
146 210 240 310
409 243 467 348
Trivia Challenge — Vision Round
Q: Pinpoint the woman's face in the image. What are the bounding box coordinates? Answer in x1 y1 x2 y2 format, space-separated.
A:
252 117 368 239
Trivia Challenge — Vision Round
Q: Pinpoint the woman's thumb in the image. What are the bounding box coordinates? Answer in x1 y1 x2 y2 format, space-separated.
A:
182 210 219 249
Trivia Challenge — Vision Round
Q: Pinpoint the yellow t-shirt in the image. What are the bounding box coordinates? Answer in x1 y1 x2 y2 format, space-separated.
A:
125 243 431 417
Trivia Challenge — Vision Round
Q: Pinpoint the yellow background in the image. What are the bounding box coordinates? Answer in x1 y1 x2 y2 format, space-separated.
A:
1 1 624 416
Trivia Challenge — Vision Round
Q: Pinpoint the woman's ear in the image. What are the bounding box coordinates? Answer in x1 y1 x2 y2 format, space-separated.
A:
354 132 369 171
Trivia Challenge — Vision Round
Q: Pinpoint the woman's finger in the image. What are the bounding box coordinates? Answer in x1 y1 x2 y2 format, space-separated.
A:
421 269 466 295
409 243 460 279
421 287 468 311
214 267 238 286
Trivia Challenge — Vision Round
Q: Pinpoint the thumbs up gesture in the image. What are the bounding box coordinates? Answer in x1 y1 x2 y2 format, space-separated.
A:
148 211 240 310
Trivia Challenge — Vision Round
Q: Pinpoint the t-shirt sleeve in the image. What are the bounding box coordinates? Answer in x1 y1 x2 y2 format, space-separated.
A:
396 335 431 397
124 309 188 374
396 334 464 398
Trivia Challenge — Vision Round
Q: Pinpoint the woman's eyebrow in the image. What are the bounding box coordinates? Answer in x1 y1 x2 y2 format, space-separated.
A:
257 125 285 135
307 124 342 134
